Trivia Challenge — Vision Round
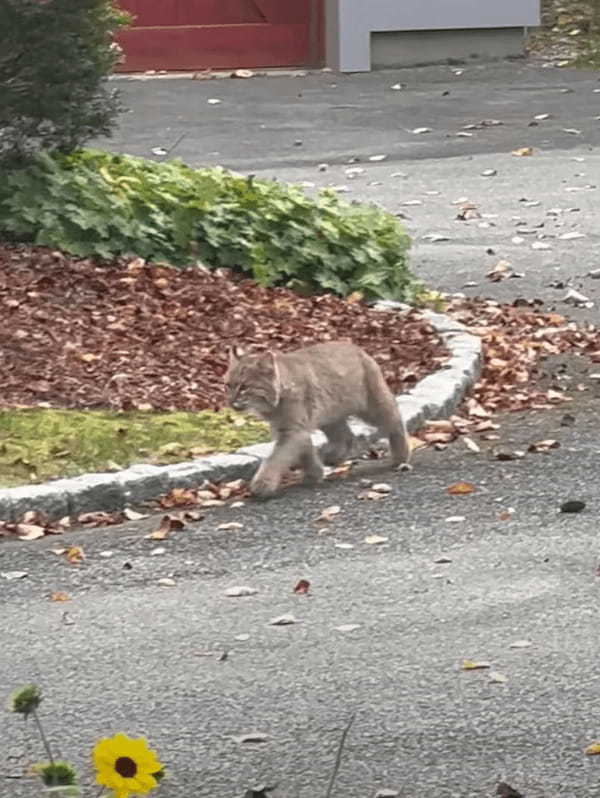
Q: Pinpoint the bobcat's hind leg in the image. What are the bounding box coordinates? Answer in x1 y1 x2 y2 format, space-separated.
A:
361 404 411 467
319 420 356 466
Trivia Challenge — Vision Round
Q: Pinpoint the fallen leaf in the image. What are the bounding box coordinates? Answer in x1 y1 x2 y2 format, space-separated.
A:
293 579 310 594
233 733 269 744
463 436 480 453
335 624 361 633
225 585 258 597
371 483 392 493
269 614 299 626
123 508 147 521
447 482 476 495
334 542 354 550
559 231 586 240
50 591 70 602
496 783 524 798
528 439 560 453
315 505 341 524
1 570 28 580
512 147 533 156
560 500 585 514
147 514 184 539
509 639 532 649
494 450 525 461
364 535 389 545
158 577 176 587
584 743 600 756
489 671 508 684
217 522 244 531
65 546 84 565
461 659 491 670
232 69 253 78
487 259 513 282
16 523 46 540
357 490 387 501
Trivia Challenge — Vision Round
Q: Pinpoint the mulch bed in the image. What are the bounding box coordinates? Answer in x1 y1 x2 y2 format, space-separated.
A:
0 245 447 410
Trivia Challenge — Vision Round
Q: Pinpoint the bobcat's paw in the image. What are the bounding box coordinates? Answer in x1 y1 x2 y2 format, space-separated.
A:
397 462 413 473
250 472 280 499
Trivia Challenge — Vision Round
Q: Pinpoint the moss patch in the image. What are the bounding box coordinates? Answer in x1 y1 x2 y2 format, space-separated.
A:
0 409 269 488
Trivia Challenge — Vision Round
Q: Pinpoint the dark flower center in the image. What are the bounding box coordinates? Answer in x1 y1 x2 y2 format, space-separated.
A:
115 757 137 778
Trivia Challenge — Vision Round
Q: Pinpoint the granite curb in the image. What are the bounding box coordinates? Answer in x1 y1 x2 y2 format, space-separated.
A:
0 304 482 522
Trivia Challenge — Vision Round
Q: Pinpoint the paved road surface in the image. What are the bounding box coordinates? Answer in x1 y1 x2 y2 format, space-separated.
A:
2 62 600 797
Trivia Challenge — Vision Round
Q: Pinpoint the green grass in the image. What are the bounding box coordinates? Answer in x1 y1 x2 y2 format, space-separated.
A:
0 409 269 488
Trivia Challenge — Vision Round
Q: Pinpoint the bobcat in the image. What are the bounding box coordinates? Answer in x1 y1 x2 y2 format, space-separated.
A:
225 341 411 499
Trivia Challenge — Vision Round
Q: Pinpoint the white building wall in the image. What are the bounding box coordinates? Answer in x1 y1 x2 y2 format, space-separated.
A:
326 0 541 71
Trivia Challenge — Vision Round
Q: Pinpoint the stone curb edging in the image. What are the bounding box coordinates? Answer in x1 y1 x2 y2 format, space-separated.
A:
0 304 482 523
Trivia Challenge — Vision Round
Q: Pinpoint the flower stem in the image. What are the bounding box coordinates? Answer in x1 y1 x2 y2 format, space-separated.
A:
31 707 54 766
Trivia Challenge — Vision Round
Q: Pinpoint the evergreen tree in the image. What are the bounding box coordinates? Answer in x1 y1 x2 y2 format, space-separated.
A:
0 0 129 164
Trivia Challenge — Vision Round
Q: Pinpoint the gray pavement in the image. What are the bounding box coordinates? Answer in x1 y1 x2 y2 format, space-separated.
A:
3 61 600 797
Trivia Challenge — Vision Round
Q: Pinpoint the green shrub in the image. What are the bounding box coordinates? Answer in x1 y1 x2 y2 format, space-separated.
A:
0 149 416 300
0 0 129 164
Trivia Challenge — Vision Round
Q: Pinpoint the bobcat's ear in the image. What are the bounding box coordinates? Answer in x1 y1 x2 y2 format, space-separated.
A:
228 346 245 364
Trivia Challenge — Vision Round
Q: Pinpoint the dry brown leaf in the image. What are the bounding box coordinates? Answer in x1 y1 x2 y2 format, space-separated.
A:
447 482 476 495
528 439 560 453
147 514 184 539
358 490 387 501
123 508 147 521
461 659 491 670
50 591 70 602
315 505 341 524
364 534 389 545
65 546 84 565
16 523 46 540
463 437 480 453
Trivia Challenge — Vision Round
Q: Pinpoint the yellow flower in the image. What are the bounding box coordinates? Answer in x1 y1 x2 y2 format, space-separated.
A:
92 732 163 798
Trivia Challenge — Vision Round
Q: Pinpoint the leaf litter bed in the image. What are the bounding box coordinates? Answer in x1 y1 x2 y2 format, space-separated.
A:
0 245 444 411
3 245 600 539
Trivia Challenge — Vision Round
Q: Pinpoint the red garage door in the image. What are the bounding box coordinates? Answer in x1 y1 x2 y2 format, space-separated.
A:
115 0 323 72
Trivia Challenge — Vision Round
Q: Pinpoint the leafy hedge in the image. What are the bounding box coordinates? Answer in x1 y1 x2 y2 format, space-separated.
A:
0 149 415 300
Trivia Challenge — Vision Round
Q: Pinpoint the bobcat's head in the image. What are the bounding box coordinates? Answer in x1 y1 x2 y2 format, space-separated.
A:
224 347 281 417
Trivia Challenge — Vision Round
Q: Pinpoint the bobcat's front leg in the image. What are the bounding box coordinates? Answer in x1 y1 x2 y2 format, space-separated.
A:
250 431 312 499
